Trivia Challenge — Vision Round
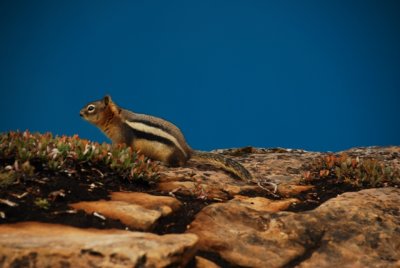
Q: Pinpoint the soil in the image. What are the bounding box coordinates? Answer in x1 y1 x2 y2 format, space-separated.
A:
287 176 360 212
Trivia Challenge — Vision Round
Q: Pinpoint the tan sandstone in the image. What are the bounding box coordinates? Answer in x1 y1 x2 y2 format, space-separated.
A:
0 222 198 268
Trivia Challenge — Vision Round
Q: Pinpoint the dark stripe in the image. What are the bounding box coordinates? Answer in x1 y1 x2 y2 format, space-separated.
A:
123 124 175 148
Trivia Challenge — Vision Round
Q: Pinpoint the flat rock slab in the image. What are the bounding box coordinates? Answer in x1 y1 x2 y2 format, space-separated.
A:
110 192 182 217
70 200 162 231
156 149 324 200
188 188 400 268
70 192 182 231
157 167 257 201
0 222 198 268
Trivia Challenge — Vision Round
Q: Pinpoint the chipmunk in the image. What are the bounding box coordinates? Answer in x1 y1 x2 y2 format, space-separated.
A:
80 95 252 181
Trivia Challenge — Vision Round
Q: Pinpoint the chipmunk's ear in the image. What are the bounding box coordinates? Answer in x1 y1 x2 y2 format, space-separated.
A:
103 95 112 106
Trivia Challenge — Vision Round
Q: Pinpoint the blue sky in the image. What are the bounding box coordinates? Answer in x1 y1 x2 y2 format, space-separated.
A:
1 1 399 152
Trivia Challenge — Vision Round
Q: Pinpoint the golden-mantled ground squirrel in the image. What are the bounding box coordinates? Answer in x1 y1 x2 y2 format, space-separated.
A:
80 95 252 181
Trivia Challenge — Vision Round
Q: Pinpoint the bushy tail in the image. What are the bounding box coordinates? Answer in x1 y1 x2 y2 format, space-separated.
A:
191 151 252 181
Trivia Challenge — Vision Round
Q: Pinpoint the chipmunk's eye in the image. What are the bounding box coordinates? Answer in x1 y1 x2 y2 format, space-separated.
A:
87 104 96 113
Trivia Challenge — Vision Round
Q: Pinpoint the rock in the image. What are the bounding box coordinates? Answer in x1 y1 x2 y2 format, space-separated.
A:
187 196 300 267
277 184 314 197
194 256 221 268
156 149 325 200
187 188 400 268
157 180 198 197
157 167 264 201
110 192 182 217
70 200 162 231
70 193 183 231
229 195 299 212
0 222 198 268
297 188 400 268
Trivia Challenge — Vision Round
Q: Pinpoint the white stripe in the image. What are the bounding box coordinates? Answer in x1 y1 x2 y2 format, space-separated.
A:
125 121 187 158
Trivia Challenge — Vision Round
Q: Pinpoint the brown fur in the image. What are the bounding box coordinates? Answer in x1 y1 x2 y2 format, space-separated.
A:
80 95 252 181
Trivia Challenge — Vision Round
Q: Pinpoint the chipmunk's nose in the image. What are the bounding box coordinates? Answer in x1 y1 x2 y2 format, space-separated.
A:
79 111 84 117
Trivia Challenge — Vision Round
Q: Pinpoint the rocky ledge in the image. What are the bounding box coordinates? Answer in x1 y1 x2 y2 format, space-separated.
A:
0 146 399 267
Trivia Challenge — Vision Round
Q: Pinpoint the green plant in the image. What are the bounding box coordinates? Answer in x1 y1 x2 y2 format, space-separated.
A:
0 131 159 182
303 153 400 188
0 170 18 189
34 198 50 210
